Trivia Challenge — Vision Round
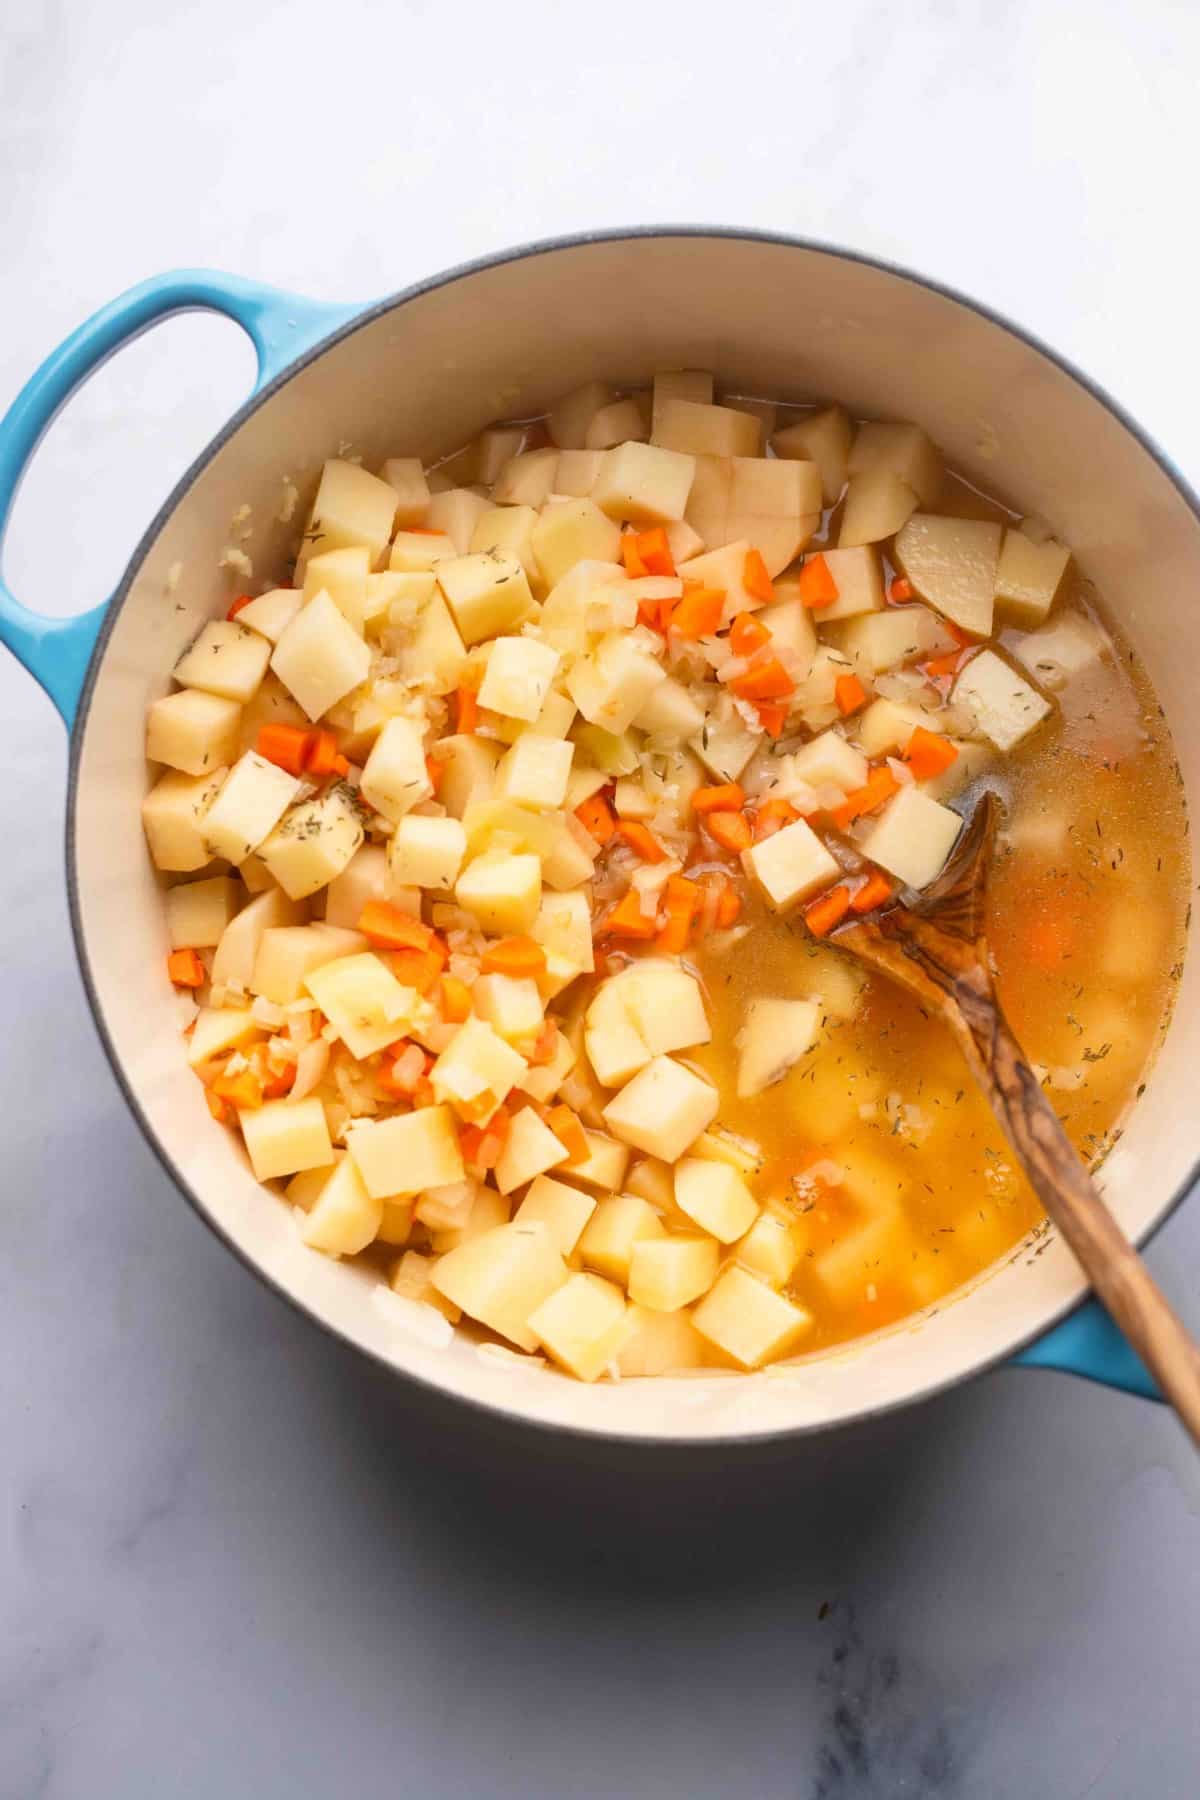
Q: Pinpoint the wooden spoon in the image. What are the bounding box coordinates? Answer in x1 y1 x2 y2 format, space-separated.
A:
831 789 1200 1446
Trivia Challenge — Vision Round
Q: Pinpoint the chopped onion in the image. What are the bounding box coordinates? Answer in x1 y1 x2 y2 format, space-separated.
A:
290 1038 330 1102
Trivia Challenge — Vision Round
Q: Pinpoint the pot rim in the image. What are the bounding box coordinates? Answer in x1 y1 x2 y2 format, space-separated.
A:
63 224 1200 1446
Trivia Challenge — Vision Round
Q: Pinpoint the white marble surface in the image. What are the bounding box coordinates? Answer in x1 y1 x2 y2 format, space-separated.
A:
3 1 1200 1794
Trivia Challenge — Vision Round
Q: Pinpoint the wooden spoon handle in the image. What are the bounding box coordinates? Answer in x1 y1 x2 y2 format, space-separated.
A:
949 983 1200 1445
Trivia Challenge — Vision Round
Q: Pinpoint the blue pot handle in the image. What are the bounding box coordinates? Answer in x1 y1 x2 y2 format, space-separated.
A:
1011 1295 1158 1398
0 270 360 726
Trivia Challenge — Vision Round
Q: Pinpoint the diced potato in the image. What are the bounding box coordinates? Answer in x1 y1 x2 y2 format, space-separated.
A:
302 458 398 567
301 1155 383 1257
921 738 992 803
435 733 500 818
456 849 542 935
689 1127 764 1179
380 456 430 527
622 1157 676 1211
584 961 710 1088
347 1104 465 1200
591 442 696 524
651 370 714 433
186 1005 259 1068
548 380 616 449
165 875 241 949
146 688 241 777
744 817 841 911
323 845 391 929
673 1157 757 1243
1012 612 1106 687
585 398 647 451
472 974 544 1046
631 675 705 743
724 395 777 436
494 686 576 746
515 1174 597 1256
492 447 561 507
432 1221 567 1351
570 724 640 778
250 922 363 1004
431 1014 527 1117
437 551 535 647
427 488 491 554
827 606 955 676
388 1249 462 1323
554 449 602 498
994 528 1071 627
729 455 822 548
491 735 572 815
677 539 764 624
612 777 655 820
578 1193 666 1285
652 398 761 457
174 620 272 704
239 1097 333 1183
813 545 885 621
734 1208 802 1287
812 1211 912 1304
952 648 1052 751
494 1106 570 1194
551 1132 626 1196
233 588 304 645
258 787 364 901
141 766 228 872
430 1186 510 1254
691 1265 813 1368
567 631 666 735
211 886 303 988
532 499 622 591
528 1273 629 1381
531 891 594 975
302 545 370 629
854 696 944 759
683 453 730 547
628 1235 718 1311
894 515 1002 637
849 421 943 507
469 504 539 588
478 636 560 722
306 951 431 1059
757 596 817 673
475 425 527 486
771 405 852 505
386 814 466 892
689 697 759 784
602 1056 719 1163
360 716 432 822
785 729 869 794
736 997 820 1098
202 752 301 865
859 784 963 889
270 590 371 722
389 529 457 573
616 1305 708 1376
838 470 919 548
514 1029 577 1104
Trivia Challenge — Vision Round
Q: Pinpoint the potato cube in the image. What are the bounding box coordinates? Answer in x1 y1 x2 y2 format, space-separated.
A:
691 1265 813 1368
478 635 560 722
838 470 919 548
472 974 544 1045
492 734 573 814
360 716 431 822
211 886 304 989
305 951 431 1058
258 787 364 900
814 545 885 621
585 398 648 451
849 421 943 507
492 447 561 507
952 649 1052 751
690 1127 764 1179
301 1155 383 1257
528 1272 630 1380
431 1014 527 1118
456 850 541 935
784 729 869 795
673 1157 758 1243
146 688 241 777
175 620 272 705
531 890 594 974
735 1208 802 1287
393 591 468 697
584 983 651 1088
381 815 463 893
431 1221 567 1350
859 784 962 889
894 515 1002 637
494 1106 570 1194
141 766 228 872
628 1235 718 1311
428 488 491 554
233 588 304 645
437 551 534 646
567 632 665 736
652 398 760 457
676 539 764 624
469 504 539 588
302 545 370 628
736 997 820 1098
388 1249 462 1323
250 922 363 1004
578 1193 666 1285
548 380 616 449
995 528 1071 628
322 845 388 928
771 405 852 504
631 675 705 743
651 370 714 428
731 454 822 518
922 738 992 803
389 529 457 573
566 1131 630 1193
462 798 559 860
514 1175 597 1256
429 1185 513 1253
744 817 840 911
165 875 241 949
380 456 430 527
827 606 954 676
270 590 371 722
304 458 398 566
602 1056 718 1163
591 442 696 524
347 1104 464 1200
475 425 527 486
616 1305 708 1376
553 450 602 498
239 1096 333 1183
433 734 499 820
202 752 301 865
532 499 622 590
854 697 943 759
187 1005 259 1068
514 1030 577 1104
584 962 710 1089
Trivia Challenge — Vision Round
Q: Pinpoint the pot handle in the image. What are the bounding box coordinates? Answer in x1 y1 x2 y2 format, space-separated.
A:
1011 1297 1159 1399
0 271 360 725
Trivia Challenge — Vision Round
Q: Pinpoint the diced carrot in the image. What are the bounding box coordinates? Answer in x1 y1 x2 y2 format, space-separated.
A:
805 884 852 937
226 594 254 620
543 1103 589 1163
575 792 616 844
358 902 434 951
850 870 894 914
755 701 790 738
603 888 660 939
389 942 447 994
835 674 868 716
257 723 311 776
671 585 725 639
480 936 547 977
753 798 800 841
692 782 745 814
167 947 206 988
797 554 840 609
439 975 473 1023
378 1041 432 1098
455 684 479 733
637 596 669 633
425 754 444 793
528 1019 560 1066
461 1106 511 1171
743 548 775 604
945 621 974 648
622 532 649 578
305 729 347 777
706 810 753 853
923 651 963 681
211 1066 263 1110
205 1088 229 1124
830 765 901 831
729 611 771 657
730 658 795 702
886 577 914 604
615 820 667 863
904 726 959 780
715 879 742 928
626 526 675 578
412 1076 436 1108
655 874 702 953
248 1044 296 1100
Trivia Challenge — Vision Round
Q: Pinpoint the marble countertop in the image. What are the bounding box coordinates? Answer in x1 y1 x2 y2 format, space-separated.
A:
3 1 1200 1793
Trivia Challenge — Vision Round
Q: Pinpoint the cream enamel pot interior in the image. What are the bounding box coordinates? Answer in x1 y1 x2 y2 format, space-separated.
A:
2 230 1196 1442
